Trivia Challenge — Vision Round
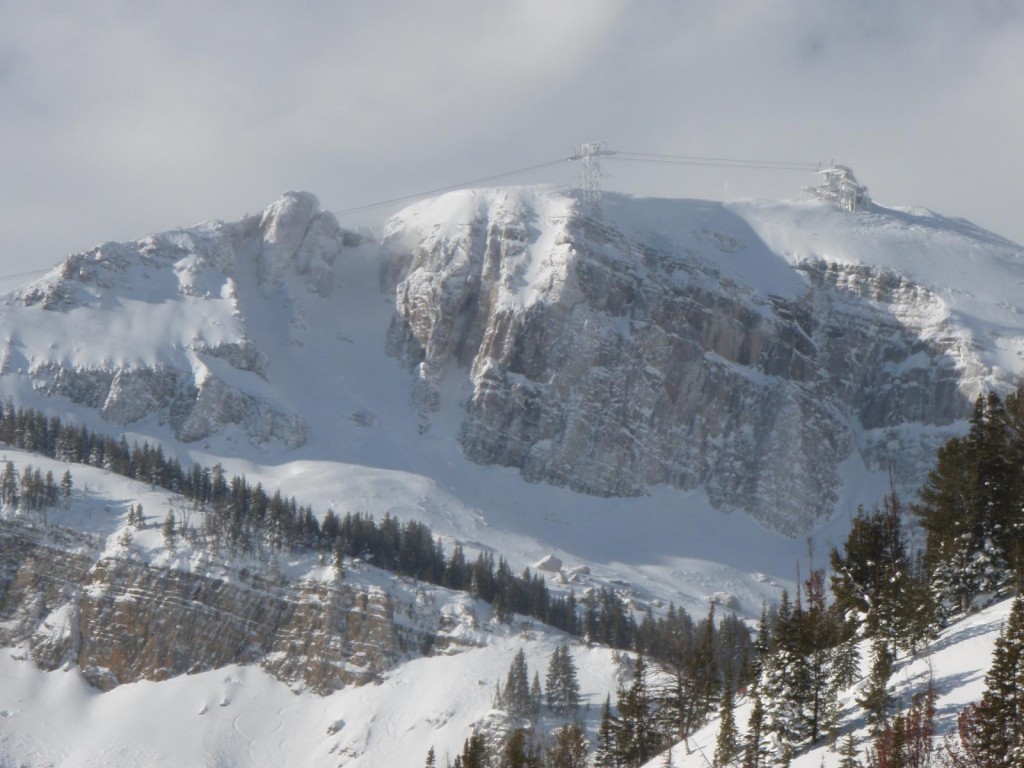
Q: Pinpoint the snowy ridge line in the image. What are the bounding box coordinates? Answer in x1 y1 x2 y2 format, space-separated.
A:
327 145 825 217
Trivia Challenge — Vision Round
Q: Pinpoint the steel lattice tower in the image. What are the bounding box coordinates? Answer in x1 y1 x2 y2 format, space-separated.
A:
579 142 603 204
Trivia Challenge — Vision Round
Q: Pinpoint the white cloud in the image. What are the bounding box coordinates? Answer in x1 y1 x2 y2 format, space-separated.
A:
1 0 1022 282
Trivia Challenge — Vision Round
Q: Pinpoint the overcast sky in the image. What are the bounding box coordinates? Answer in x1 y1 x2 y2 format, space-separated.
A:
2 1 1023 285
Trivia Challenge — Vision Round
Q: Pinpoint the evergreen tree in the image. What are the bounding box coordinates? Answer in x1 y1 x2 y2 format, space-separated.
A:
800 567 840 744
162 511 177 549
916 392 1019 616
499 649 533 721
546 644 581 716
424 745 437 768
858 638 895 734
830 627 862 695
616 655 661 768
651 604 696 743
742 693 771 768
973 595 1024 767
501 728 538 768
60 469 73 498
830 491 913 652
714 680 740 767
594 694 619 768
898 551 939 655
760 591 808 764
837 732 861 768
455 731 489 768
688 605 721 732
546 723 588 768
0 459 18 508
748 604 771 688
530 672 543 722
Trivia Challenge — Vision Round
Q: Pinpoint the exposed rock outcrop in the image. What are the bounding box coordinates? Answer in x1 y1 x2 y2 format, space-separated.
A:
1 191 361 448
0 521 468 694
381 189 1004 534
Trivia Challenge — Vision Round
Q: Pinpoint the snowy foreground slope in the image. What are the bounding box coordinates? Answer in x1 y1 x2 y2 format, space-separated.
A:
651 597 1016 768
0 448 626 767
0 446 1013 767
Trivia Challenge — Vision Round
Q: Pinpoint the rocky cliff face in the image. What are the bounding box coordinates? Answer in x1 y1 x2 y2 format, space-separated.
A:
1 191 358 448
3 187 1019 536
0 521 471 694
382 189 1010 533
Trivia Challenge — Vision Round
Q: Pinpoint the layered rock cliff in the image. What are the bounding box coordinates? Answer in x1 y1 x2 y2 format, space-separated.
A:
382 189 1020 533
0 520 471 694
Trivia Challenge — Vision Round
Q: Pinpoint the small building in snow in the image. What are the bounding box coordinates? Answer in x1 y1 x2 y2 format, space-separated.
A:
804 166 871 212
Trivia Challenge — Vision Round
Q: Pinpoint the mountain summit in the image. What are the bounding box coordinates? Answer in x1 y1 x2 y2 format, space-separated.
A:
382 187 1023 532
2 187 1023 534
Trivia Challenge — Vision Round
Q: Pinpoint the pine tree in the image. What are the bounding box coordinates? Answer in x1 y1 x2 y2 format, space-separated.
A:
760 591 808 764
831 491 913 652
858 638 894 734
530 672 542 722
499 649 533 721
616 655 661 768
502 728 538 768
898 551 939 655
742 693 771 768
162 511 177 549
456 731 489 768
424 745 437 768
546 644 581 716
651 603 696 743
116 526 133 550
689 605 721 731
0 459 18 508
594 694 619 768
714 681 740 767
800 567 839 744
973 595 1024 767
917 392 1019 616
546 723 588 768
831 626 861 693
837 732 861 768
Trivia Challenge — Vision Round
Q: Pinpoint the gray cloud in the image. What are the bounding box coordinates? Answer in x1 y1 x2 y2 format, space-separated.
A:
1 0 1023 284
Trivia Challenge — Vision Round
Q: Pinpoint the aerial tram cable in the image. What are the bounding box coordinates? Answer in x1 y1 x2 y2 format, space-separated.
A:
328 146 824 218
329 157 572 217
0 149 828 287
607 150 819 172
0 267 51 282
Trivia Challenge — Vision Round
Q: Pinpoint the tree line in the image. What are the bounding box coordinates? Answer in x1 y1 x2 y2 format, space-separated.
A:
732 388 1024 767
0 401 752 698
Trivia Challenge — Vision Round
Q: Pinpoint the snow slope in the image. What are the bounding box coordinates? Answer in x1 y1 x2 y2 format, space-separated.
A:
0 443 1012 767
2 186 1022 610
650 597 1017 768
0 447 624 767
1 187 1022 764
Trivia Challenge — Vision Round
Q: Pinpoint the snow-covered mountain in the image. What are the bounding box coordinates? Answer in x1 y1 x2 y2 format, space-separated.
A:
4 187 1022 534
383 188 1024 532
1 186 1023 766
